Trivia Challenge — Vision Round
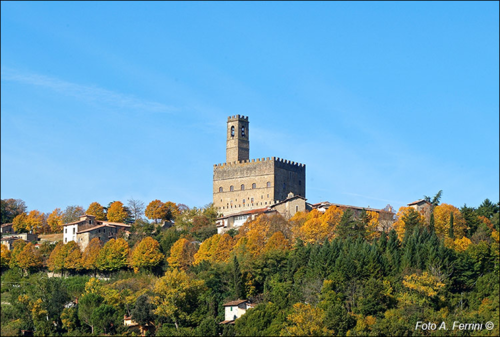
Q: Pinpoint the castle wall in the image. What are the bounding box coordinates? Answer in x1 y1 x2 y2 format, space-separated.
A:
213 158 276 215
273 159 306 202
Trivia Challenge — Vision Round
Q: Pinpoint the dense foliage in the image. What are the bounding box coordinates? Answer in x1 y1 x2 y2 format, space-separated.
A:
1 198 498 336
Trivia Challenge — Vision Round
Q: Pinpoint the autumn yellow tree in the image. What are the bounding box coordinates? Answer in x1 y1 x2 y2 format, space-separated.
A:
47 241 65 273
96 238 130 272
213 233 235 262
107 201 128 222
1 244 11 269
81 238 102 275
400 271 445 307
9 239 27 269
26 210 46 234
167 238 197 270
16 242 42 275
86 202 107 220
263 231 290 254
145 200 165 223
47 208 64 233
433 204 467 239
392 207 426 240
296 206 343 243
64 242 82 272
130 237 164 273
152 268 206 330
163 201 180 220
193 234 220 265
12 212 29 233
280 303 333 336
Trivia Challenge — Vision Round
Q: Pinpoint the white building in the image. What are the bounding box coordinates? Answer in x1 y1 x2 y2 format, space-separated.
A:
220 300 254 324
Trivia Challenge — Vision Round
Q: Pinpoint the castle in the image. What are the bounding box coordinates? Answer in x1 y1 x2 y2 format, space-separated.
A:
213 115 306 217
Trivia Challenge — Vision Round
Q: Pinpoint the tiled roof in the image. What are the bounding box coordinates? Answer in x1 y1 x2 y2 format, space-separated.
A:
219 320 235 325
408 199 431 206
223 299 248 307
1 223 13 228
218 208 275 220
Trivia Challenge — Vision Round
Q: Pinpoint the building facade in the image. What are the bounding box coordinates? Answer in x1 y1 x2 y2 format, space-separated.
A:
213 115 306 217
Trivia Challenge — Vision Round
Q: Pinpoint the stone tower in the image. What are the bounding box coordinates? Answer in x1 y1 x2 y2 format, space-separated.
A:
226 115 249 163
214 115 306 217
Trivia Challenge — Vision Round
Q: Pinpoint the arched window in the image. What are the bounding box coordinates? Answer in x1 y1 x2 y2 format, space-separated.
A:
219 187 223 193
230 185 234 191
252 183 256 189
267 182 271 188
231 126 235 137
243 199 246 204
241 184 245 191
241 125 246 137
251 198 254 203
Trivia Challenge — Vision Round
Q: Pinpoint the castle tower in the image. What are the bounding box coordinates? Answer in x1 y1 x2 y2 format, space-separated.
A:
226 115 249 163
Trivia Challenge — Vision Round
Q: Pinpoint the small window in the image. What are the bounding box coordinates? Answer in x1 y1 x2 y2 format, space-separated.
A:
219 187 223 193
64 238 67 243
243 199 246 204
230 186 234 192
299 180 302 186
296 205 299 212
241 184 245 191
241 125 246 137
252 183 256 189
267 182 271 188
251 198 254 203
73 228 75 234
231 126 235 137
283 183 286 190
65 228 67 233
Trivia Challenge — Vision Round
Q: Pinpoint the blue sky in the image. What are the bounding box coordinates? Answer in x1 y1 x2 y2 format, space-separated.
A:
1 1 499 215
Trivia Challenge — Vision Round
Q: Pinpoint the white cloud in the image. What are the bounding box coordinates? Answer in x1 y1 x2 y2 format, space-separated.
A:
1 67 176 113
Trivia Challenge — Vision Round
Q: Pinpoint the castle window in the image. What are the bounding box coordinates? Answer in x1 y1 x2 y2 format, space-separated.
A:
261 195 263 199
241 125 246 137
252 183 256 189
230 185 234 192
267 182 271 188
241 184 245 191
243 199 246 204
251 198 254 203
219 187 223 193
296 205 299 212
231 126 235 137
283 183 286 190
299 180 302 186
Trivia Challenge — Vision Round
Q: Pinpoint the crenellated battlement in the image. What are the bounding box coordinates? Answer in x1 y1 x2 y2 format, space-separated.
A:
214 156 305 168
228 114 249 121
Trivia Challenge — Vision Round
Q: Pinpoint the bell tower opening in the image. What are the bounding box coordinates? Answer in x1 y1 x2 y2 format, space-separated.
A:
226 115 249 163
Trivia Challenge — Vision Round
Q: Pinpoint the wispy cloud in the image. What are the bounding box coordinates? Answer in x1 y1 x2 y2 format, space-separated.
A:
342 192 404 205
1 67 176 113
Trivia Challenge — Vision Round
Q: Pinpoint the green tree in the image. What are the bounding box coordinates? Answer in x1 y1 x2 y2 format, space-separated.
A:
1 198 27 224
424 190 443 206
78 292 104 334
130 237 164 273
131 294 155 327
449 211 455 239
96 238 129 272
92 304 117 334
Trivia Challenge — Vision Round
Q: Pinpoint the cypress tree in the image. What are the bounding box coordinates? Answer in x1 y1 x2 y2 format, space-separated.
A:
429 212 435 233
232 256 242 299
449 212 455 239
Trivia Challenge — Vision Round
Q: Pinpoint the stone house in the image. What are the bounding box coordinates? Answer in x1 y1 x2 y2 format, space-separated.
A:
1 233 38 250
408 199 432 223
63 214 130 250
1 223 14 234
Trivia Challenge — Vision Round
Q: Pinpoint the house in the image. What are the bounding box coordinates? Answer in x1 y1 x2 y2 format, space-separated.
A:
216 208 277 234
220 300 254 324
1 233 38 250
408 199 432 222
268 192 308 219
63 214 131 250
1 223 14 234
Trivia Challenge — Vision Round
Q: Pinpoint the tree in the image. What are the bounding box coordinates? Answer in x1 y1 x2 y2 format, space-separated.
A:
152 268 205 330
424 190 443 207
81 238 102 275
127 198 145 222
107 201 128 222
92 304 116 334
167 238 196 270
96 238 130 272
433 203 467 239
47 242 65 273
130 237 164 273
448 212 455 239
1 198 27 224
1 244 11 269
47 208 63 233
193 234 220 265
78 292 104 334
86 202 106 220
9 239 27 269
16 242 42 275
12 212 29 233
232 256 243 299
145 200 165 224
162 201 180 221
333 209 360 239
62 205 85 223
26 210 46 234
263 231 290 254
214 233 235 262
131 294 155 326
64 243 82 272
392 207 425 240
280 303 333 336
